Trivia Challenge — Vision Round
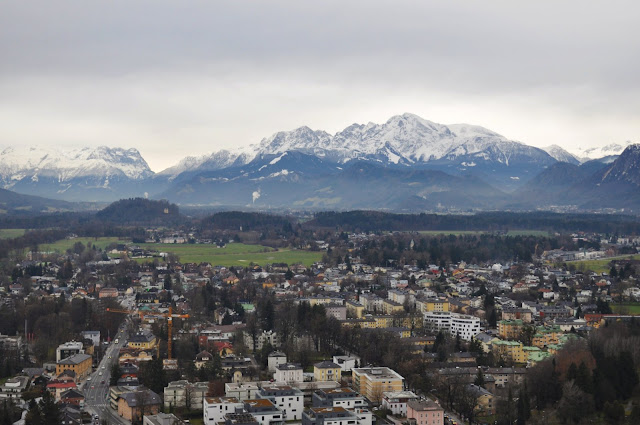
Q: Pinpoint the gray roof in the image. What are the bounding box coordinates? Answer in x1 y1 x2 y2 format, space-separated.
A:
57 353 91 365
120 389 161 407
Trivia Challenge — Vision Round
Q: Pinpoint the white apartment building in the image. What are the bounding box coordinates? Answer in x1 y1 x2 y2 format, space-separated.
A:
203 397 244 425
424 311 481 341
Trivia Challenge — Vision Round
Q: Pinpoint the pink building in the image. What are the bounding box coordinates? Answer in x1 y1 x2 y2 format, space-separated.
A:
406 399 444 425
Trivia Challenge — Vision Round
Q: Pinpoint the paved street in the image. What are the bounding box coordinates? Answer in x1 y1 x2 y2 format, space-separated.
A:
83 315 131 425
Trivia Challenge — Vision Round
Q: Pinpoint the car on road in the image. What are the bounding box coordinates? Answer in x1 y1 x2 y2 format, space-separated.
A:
87 377 91 381
101 380 105 384
91 385 95 389
102 366 106 369
108 355 112 359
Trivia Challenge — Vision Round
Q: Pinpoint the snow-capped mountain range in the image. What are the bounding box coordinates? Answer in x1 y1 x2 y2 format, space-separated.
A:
0 113 637 208
159 113 555 178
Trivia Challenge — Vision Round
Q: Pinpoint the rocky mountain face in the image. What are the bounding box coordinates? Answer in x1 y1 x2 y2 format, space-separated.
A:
542 145 580 165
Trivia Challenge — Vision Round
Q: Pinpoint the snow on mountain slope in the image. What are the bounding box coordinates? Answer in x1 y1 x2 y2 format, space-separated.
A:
542 145 580 164
0 145 153 185
572 141 636 162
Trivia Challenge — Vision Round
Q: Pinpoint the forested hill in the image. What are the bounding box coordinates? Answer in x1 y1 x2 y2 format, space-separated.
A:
199 211 296 232
95 198 182 224
308 211 640 234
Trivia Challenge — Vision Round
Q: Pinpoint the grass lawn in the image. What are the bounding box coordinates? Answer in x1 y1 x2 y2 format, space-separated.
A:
566 254 640 274
611 303 640 314
136 242 323 267
39 237 127 253
0 229 26 239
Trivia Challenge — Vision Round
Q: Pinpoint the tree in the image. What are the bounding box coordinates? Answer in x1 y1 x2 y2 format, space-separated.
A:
110 362 122 386
474 369 485 388
38 391 60 425
25 399 42 425
164 274 172 291
556 381 593 424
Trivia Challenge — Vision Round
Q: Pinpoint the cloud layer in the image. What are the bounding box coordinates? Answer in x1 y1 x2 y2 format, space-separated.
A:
1 1 639 171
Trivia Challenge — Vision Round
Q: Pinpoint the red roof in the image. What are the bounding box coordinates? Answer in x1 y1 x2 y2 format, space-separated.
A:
47 382 77 389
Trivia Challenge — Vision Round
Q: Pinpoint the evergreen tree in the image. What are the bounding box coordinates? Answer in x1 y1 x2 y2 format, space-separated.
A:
163 274 172 291
38 392 60 425
474 369 485 388
25 399 42 425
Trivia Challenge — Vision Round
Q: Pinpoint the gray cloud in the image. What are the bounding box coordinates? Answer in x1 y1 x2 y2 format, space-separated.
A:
1 1 639 171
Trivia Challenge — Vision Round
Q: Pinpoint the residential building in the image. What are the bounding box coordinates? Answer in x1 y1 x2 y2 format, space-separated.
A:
56 342 84 362
417 299 450 314
332 355 359 372
492 340 526 364
144 413 187 425
224 413 260 425
312 388 367 409
381 391 419 417
128 330 158 350
0 376 29 401
326 304 347 321
345 300 364 319
56 353 92 381
257 385 304 421
81 331 101 347
302 406 360 425
117 389 162 422
466 385 494 415
406 399 444 425
351 367 404 403
203 397 244 425
268 351 287 372
314 361 342 383
498 320 524 340
243 399 284 425
274 363 303 383
243 330 281 351
163 380 209 409
225 382 260 401
424 312 481 341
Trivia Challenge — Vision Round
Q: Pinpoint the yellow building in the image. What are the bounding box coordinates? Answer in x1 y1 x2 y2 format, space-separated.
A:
314 361 342 382
418 299 450 313
56 353 92 381
382 299 404 315
498 320 524 340
352 367 404 403
128 330 158 350
346 300 365 319
532 325 562 348
492 340 526 364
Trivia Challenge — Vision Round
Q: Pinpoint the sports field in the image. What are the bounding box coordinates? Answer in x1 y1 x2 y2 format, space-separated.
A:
136 242 322 267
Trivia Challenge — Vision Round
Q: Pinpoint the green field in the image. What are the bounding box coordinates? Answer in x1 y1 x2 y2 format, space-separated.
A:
0 229 25 239
136 242 323 267
566 254 640 274
611 303 640 314
39 237 127 253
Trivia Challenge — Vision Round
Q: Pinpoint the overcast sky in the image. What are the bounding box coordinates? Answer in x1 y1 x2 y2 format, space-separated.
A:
1 1 639 171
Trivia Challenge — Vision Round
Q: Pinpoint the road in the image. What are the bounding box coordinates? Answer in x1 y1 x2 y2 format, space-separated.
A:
83 311 132 424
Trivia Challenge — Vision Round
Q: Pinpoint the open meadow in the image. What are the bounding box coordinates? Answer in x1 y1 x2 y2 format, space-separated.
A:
0 229 26 239
565 254 640 274
39 237 127 253
136 242 323 267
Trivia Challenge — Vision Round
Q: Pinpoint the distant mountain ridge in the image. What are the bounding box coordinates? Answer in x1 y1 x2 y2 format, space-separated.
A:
0 114 638 212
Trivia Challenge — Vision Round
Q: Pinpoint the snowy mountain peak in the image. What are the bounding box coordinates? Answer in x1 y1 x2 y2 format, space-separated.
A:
542 145 580 164
571 140 637 162
0 145 153 182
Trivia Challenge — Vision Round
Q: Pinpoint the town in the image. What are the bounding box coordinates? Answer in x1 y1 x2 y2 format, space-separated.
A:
0 211 639 425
